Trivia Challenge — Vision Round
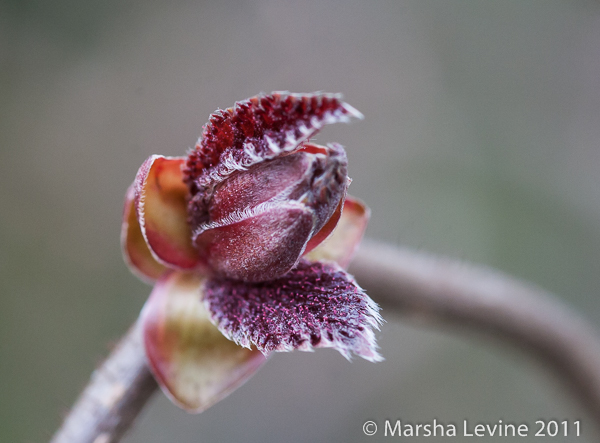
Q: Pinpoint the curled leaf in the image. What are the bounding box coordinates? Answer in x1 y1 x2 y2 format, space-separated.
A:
141 272 266 412
121 184 168 282
184 91 363 194
135 156 204 270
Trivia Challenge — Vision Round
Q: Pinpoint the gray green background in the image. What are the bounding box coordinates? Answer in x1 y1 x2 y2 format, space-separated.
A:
2 1 600 441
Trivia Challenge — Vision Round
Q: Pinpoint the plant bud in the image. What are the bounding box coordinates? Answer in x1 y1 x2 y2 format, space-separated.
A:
189 143 348 282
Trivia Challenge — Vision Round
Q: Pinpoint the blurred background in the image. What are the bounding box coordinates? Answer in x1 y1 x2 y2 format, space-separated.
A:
2 0 600 441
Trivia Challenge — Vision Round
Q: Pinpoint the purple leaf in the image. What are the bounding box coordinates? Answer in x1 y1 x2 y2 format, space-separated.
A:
204 260 383 362
184 91 362 195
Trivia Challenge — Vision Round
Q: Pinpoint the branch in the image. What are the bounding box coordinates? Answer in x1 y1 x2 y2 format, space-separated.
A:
50 242 600 442
50 320 157 443
350 240 600 427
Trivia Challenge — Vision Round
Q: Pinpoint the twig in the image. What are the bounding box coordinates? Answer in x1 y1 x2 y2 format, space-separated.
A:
50 320 157 443
50 241 600 442
350 240 600 428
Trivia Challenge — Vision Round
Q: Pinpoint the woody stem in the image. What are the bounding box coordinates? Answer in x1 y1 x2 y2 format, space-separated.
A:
350 241 600 429
51 241 600 442
49 320 157 443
